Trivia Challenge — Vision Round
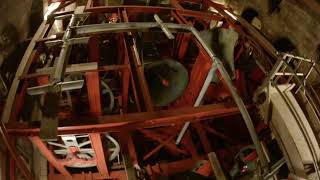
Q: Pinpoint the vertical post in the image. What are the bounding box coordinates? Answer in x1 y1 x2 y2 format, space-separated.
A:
9 135 17 180
122 10 154 112
177 34 191 60
127 134 138 166
119 132 138 180
120 32 141 112
9 155 15 180
89 133 109 177
193 123 212 153
0 150 6 180
119 34 130 113
49 162 55 179
86 72 102 117
86 35 102 117
122 68 130 113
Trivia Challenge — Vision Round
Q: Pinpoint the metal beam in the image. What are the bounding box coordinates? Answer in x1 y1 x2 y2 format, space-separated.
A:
84 5 222 20
89 133 109 177
122 10 154 111
22 64 128 80
7 103 243 135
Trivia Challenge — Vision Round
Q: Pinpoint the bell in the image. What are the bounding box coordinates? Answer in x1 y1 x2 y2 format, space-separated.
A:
144 59 189 107
200 28 239 81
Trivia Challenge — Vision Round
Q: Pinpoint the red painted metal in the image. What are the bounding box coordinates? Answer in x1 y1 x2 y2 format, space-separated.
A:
37 76 49 85
181 129 200 159
146 158 198 176
171 9 217 108
122 10 154 112
141 129 188 156
193 122 212 153
129 68 142 112
234 69 247 98
205 83 231 102
118 33 141 112
86 72 102 117
195 160 213 177
172 10 188 24
244 151 258 162
30 136 72 178
127 133 138 165
1 150 6 180
7 103 245 135
9 153 15 180
173 51 213 107
119 34 130 113
176 33 192 60
143 135 176 160
87 35 102 117
89 133 109 177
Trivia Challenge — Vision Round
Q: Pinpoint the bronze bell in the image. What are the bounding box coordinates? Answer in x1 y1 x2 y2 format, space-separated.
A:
144 59 189 107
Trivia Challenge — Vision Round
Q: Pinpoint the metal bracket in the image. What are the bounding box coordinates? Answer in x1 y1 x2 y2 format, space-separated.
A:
45 37 90 48
27 80 84 95
154 14 175 40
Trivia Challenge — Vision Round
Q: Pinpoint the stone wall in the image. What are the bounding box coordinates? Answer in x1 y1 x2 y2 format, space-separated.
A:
226 0 320 61
0 0 42 66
